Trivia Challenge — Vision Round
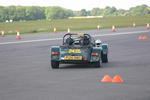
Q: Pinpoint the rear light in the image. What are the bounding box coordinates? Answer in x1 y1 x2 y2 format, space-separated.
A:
84 58 88 61
51 52 59 55
91 53 99 56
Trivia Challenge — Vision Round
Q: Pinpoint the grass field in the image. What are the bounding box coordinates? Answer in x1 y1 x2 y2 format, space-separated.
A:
0 15 150 35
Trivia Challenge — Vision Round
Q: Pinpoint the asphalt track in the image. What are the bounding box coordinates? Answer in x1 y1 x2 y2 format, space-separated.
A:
0 27 150 100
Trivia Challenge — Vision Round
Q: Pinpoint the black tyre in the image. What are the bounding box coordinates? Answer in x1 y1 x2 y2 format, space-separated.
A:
102 54 108 63
51 61 59 69
94 59 102 68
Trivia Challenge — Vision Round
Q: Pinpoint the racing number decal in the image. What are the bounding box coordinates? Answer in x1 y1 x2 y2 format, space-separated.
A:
68 49 81 53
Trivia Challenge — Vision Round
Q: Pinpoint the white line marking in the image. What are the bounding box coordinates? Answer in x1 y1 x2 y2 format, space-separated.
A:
0 38 62 45
93 30 149 37
0 30 149 45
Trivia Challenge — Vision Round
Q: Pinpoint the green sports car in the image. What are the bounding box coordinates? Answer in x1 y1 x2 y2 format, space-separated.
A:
50 33 108 69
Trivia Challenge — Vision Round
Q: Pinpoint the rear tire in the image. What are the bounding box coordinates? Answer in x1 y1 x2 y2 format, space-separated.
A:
102 54 108 63
51 61 59 69
94 59 102 68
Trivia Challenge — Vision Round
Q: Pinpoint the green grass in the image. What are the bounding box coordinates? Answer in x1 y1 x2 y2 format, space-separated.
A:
0 15 150 35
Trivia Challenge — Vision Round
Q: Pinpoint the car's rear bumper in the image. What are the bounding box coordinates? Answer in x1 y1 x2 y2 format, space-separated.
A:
59 60 97 64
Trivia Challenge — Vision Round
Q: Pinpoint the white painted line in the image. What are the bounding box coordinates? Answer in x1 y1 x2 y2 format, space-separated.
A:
0 30 149 45
93 30 149 37
0 38 62 45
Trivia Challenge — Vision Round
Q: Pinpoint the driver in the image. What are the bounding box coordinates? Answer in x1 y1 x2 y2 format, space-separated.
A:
82 35 90 45
66 37 74 45
95 40 102 47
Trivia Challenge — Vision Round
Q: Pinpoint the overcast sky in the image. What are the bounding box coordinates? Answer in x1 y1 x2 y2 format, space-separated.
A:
0 0 150 10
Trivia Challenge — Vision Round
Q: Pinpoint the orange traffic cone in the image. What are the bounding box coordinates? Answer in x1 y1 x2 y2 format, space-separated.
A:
133 22 136 27
101 75 112 82
67 27 71 33
146 23 150 29
16 31 21 39
138 36 143 40
138 36 149 40
53 27 57 33
112 25 116 32
1 31 5 37
97 25 100 30
112 75 124 83
142 36 148 40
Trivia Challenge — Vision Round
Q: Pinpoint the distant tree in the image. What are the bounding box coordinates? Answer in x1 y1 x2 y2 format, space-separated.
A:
73 11 81 16
64 9 74 18
115 9 127 16
4 6 16 20
90 8 103 16
86 10 91 16
45 6 73 19
25 6 45 20
0 5 150 22
80 9 88 16
0 6 6 21
103 6 117 16
15 6 26 20
129 4 150 15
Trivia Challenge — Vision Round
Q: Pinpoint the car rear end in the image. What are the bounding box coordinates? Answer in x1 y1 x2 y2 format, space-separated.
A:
50 33 104 68
59 46 92 64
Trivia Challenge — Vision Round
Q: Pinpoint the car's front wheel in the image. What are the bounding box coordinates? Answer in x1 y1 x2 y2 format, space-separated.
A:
51 61 59 69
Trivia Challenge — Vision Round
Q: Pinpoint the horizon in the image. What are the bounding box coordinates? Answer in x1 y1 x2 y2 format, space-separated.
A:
0 0 150 10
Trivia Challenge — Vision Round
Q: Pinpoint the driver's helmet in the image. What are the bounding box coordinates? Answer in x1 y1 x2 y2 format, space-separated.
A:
95 40 102 47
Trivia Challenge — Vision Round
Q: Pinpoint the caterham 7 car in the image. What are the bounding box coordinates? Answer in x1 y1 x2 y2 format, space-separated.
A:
50 33 108 69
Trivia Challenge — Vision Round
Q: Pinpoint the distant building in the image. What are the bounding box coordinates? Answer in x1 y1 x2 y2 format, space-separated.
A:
5 20 9 23
10 19 13 22
68 16 104 19
5 19 13 23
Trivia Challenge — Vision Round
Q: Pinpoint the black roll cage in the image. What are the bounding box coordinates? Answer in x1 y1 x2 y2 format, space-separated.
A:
62 33 92 45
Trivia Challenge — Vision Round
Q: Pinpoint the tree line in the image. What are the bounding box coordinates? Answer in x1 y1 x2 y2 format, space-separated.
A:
0 4 149 22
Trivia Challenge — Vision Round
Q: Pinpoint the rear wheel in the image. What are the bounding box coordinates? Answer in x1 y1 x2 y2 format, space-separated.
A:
94 59 102 68
51 61 59 69
102 54 108 63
